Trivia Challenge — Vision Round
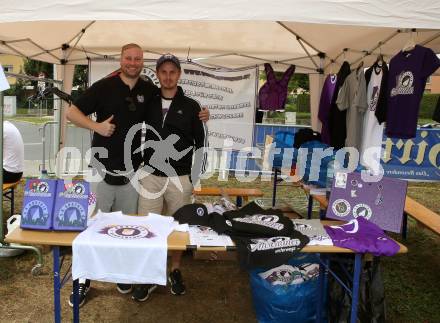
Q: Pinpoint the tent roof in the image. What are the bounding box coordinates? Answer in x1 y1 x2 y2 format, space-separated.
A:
1 1 439 73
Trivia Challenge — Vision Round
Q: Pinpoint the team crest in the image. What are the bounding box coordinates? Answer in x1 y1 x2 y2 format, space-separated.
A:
391 71 414 97
196 207 205 216
64 182 85 195
27 179 49 193
99 225 155 240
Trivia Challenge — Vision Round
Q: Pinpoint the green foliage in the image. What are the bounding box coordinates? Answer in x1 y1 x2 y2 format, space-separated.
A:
71 65 88 101
419 93 439 119
297 93 310 112
23 59 53 79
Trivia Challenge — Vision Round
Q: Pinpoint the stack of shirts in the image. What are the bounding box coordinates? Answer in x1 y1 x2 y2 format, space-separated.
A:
73 211 178 285
173 200 309 269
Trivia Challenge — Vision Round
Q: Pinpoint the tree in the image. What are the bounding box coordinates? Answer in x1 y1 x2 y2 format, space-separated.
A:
23 59 53 79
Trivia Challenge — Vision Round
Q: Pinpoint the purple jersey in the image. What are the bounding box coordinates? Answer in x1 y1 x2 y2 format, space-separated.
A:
386 45 440 139
259 64 295 111
318 74 337 144
324 217 400 256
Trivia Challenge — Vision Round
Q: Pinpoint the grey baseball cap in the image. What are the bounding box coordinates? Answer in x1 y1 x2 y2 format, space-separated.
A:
156 53 181 70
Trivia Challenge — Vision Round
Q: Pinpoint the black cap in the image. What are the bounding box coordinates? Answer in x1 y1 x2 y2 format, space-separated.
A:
156 53 181 70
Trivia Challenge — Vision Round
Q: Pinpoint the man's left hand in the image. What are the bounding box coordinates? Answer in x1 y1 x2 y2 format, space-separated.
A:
199 107 210 122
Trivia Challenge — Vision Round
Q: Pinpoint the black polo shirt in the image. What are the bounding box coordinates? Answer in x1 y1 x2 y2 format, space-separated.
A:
74 74 157 173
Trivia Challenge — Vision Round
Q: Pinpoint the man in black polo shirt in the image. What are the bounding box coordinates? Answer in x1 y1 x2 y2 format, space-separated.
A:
66 44 209 307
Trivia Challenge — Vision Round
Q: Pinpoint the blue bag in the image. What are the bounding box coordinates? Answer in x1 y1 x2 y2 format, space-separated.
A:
271 131 297 169
249 254 320 323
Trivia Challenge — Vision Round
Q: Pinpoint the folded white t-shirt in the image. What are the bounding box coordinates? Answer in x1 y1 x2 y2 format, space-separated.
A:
73 211 176 285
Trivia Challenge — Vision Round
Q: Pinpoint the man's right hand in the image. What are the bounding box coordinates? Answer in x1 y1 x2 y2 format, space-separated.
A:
95 115 115 137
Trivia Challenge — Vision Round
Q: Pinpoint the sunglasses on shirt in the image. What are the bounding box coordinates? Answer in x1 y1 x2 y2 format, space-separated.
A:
125 97 137 112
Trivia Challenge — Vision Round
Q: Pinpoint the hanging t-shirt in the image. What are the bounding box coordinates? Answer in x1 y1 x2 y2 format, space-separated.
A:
360 66 385 172
324 217 400 256
318 74 338 145
292 219 333 246
329 61 351 149
258 63 295 111
336 68 368 150
386 45 440 138
72 211 176 285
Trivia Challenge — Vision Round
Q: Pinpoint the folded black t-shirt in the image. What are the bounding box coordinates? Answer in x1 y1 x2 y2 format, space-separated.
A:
234 232 310 269
219 202 294 237
172 203 212 226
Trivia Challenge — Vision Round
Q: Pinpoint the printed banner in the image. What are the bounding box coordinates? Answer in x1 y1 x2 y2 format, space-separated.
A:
382 128 440 181
89 59 258 149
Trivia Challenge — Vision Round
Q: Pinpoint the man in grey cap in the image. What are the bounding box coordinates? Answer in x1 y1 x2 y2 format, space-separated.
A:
134 53 208 301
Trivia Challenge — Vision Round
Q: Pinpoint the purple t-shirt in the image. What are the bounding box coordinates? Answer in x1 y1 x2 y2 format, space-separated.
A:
318 74 337 144
259 63 295 111
386 45 440 139
324 217 400 256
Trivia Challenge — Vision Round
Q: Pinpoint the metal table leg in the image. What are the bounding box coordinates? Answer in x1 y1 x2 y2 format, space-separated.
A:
272 168 278 207
349 254 362 323
402 212 408 240
307 194 313 219
53 246 61 323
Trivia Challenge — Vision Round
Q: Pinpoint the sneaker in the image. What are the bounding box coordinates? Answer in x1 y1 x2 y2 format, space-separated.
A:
116 283 133 294
132 284 158 302
68 280 90 308
169 269 186 295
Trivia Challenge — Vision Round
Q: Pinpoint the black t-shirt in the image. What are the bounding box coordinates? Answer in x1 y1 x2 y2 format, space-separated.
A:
172 203 212 226
218 202 295 238
329 61 351 149
234 234 309 269
74 74 157 173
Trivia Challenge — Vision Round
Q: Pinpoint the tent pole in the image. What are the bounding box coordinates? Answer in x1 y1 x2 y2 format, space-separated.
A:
277 22 323 54
297 38 319 69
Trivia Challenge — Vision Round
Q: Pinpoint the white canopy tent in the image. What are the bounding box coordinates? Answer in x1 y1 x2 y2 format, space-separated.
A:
1 0 439 242
1 1 439 133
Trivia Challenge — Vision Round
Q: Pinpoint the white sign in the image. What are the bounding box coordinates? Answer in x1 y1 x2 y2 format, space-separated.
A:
89 59 257 149
3 96 16 116
0 64 10 91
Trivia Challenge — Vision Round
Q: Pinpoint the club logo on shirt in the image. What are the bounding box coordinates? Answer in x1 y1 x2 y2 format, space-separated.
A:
196 207 205 216
233 214 284 230
136 94 144 103
352 203 373 220
99 225 156 240
331 199 351 217
249 236 301 252
391 71 414 97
